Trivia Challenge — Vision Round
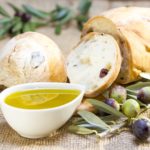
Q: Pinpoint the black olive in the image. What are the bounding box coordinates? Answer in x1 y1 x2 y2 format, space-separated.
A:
137 87 150 104
99 68 108 78
104 98 120 111
21 13 31 22
132 118 150 140
14 11 22 17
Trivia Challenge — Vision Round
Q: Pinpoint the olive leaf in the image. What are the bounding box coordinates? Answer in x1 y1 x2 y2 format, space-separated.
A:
55 24 62 35
68 125 98 135
23 21 46 32
10 17 21 31
78 123 100 128
12 21 23 33
140 72 150 80
0 23 12 38
22 5 49 19
0 6 10 17
58 11 74 25
78 110 110 130
50 6 70 21
30 21 46 29
71 117 86 125
78 0 92 15
127 94 137 99
0 18 11 24
101 115 121 122
54 11 74 35
88 99 126 118
7 2 21 12
0 29 8 38
126 81 150 91
78 124 105 132
75 115 125 124
126 89 137 95
22 22 32 32
76 0 91 30
74 120 86 125
76 14 88 30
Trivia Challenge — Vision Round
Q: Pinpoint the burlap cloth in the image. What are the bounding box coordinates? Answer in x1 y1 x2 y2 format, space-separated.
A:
0 0 150 149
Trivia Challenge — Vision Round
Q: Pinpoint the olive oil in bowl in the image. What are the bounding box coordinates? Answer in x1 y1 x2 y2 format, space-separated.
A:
5 89 80 109
1 82 85 138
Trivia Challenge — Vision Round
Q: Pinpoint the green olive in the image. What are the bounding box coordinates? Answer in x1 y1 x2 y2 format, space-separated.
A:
122 99 140 118
109 85 127 103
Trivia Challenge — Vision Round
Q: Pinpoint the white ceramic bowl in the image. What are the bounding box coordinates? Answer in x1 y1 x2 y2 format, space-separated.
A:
0 82 85 139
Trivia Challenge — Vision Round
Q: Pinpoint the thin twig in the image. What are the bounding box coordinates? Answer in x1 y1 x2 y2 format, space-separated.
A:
98 121 127 138
138 105 150 116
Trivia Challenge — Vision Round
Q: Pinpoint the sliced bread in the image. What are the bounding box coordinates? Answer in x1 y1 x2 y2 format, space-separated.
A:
82 7 150 84
66 32 122 97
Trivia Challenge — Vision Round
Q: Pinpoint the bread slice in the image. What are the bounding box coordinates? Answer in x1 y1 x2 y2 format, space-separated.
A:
82 16 130 84
66 32 122 97
82 7 150 84
82 16 120 41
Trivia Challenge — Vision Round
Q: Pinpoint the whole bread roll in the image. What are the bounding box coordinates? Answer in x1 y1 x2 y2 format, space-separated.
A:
0 32 67 87
82 7 150 84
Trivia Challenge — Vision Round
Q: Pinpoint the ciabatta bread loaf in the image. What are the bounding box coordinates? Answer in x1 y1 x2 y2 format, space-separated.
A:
82 7 150 84
67 32 122 97
0 32 67 87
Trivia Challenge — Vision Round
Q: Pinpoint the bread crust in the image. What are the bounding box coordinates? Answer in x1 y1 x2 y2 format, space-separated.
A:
67 32 122 97
82 7 150 84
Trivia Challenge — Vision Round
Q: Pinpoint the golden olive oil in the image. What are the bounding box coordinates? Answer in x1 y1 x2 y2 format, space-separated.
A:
5 89 80 109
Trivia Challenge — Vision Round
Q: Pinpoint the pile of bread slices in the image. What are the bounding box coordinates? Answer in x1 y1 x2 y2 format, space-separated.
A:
0 7 150 97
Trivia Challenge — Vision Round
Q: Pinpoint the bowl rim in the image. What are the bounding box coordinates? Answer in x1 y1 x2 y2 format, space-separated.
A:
0 82 85 112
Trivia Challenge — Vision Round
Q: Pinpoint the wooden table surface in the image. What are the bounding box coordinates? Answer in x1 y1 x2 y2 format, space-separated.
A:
0 0 150 150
